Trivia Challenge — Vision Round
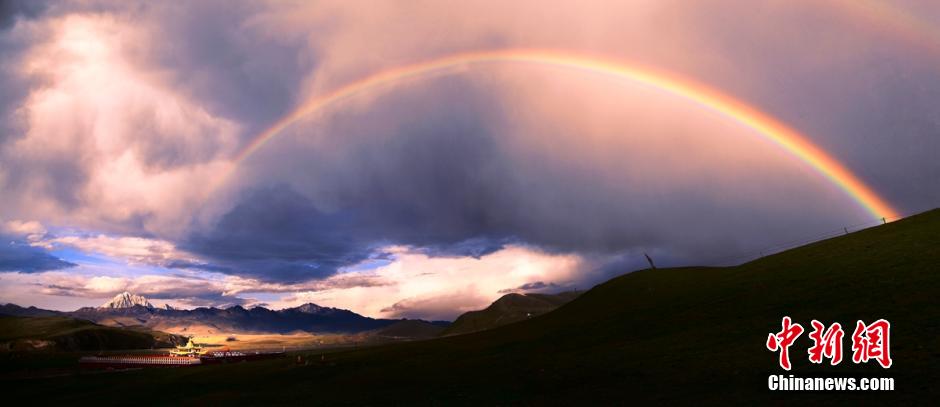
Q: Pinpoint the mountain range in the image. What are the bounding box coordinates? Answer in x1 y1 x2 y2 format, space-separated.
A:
1 289 580 338
0 287 583 344
0 292 448 336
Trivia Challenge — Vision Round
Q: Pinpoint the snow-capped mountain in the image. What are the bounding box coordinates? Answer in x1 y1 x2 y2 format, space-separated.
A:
4 298 449 336
100 292 154 309
295 303 325 313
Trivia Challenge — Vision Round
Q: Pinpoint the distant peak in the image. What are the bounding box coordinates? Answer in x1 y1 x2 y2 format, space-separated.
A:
295 303 325 313
100 291 153 309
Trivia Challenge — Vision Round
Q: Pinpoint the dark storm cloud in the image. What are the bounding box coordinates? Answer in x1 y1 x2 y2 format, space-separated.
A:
0 0 47 30
0 234 75 272
186 81 528 282
137 0 314 138
186 182 515 283
0 0 45 146
413 236 514 259
2 153 90 210
188 77 836 284
184 185 377 282
497 281 562 294
163 259 233 274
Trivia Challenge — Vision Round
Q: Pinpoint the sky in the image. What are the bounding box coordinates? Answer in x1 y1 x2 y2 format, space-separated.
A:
0 0 938 320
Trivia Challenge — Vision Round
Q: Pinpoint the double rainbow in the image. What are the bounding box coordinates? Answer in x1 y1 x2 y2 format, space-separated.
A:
225 49 899 220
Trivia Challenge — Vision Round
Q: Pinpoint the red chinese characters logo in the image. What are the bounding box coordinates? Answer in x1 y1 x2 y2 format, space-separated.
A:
807 320 844 365
767 317 891 370
766 316 804 370
851 319 892 368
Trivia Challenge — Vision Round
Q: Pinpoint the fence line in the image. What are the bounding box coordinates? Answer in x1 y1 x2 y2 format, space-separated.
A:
707 214 908 267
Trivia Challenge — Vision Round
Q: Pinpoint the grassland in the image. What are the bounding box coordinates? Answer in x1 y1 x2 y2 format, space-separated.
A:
0 316 180 352
192 332 369 351
1 209 938 405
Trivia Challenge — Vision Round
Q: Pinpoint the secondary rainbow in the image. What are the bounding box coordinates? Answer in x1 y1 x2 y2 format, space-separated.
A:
226 49 900 220
832 0 940 56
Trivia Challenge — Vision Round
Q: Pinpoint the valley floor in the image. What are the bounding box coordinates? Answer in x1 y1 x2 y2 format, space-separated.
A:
191 332 367 351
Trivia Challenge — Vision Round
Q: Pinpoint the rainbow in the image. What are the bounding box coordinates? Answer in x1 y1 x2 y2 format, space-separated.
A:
225 49 900 220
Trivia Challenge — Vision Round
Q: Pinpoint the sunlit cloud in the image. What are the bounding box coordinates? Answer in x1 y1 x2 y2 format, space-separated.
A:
2 220 47 241
4 12 239 237
274 245 589 320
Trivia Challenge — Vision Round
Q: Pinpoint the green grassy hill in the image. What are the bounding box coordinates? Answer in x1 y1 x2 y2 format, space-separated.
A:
3 209 939 404
441 291 580 336
0 316 182 352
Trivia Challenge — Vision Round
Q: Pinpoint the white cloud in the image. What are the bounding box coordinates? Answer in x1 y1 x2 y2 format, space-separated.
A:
83 275 130 294
45 234 190 266
273 245 589 320
4 13 240 237
2 219 48 242
3 220 46 236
